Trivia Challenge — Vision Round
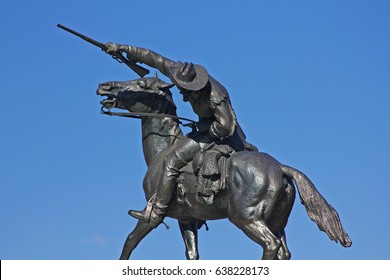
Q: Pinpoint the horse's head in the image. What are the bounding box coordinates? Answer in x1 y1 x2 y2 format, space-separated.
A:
97 75 175 114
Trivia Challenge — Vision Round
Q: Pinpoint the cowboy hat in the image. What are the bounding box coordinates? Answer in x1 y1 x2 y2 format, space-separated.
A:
169 62 208 91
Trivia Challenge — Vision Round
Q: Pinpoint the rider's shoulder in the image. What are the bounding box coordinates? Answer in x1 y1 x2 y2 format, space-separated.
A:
208 76 230 105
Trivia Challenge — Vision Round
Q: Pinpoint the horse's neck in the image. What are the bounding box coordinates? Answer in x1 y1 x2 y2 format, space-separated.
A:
141 116 183 166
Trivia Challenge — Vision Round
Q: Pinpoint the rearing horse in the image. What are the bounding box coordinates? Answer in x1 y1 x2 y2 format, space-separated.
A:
96 76 351 260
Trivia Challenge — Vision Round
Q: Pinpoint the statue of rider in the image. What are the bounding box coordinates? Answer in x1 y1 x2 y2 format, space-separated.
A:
105 43 258 227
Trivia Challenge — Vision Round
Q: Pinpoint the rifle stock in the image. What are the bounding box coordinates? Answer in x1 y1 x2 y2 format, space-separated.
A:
57 24 149 77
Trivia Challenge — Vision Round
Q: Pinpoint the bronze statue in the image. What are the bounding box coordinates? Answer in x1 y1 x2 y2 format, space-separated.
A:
104 42 258 229
97 74 351 259
59 24 352 259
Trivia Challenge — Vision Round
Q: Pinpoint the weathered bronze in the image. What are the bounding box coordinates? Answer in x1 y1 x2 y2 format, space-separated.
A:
59 25 351 259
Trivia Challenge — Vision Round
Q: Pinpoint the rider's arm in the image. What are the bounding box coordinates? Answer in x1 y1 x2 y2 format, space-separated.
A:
106 43 176 77
209 94 237 139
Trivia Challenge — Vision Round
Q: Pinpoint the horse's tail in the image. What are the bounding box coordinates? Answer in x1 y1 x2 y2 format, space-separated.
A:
281 165 352 247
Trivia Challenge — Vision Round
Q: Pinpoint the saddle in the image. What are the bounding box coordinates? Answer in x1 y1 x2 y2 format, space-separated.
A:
176 143 233 206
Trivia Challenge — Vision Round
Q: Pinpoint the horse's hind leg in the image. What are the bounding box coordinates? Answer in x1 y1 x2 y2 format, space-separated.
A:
239 221 281 260
275 230 291 260
273 179 295 260
179 220 199 260
119 220 155 260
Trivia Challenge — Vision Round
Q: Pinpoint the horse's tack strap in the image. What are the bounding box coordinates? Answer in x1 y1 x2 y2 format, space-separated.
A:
100 108 197 127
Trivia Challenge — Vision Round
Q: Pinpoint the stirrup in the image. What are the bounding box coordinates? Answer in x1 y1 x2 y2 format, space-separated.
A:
128 193 156 222
128 207 170 229
128 194 167 227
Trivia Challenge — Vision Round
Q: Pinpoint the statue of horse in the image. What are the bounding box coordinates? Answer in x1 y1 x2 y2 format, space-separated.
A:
96 75 351 260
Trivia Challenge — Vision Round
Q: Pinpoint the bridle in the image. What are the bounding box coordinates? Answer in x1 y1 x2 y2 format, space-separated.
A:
100 106 198 130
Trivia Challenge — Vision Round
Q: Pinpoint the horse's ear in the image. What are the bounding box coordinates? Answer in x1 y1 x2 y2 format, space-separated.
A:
153 71 174 90
158 82 175 90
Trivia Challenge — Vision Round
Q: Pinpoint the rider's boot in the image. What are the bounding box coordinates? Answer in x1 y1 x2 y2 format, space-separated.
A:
129 177 174 227
128 200 167 228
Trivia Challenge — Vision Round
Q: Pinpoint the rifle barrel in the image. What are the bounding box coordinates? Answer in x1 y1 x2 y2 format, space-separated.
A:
57 24 106 50
57 23 149 77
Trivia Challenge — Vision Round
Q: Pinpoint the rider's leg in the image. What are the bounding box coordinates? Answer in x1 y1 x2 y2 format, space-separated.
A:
129 136 202 226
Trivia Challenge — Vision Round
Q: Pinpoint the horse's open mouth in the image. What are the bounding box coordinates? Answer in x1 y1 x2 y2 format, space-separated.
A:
99 96 117 109
97 83 117 109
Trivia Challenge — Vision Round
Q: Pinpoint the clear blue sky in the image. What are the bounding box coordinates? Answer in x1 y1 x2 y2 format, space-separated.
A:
1 0 389 260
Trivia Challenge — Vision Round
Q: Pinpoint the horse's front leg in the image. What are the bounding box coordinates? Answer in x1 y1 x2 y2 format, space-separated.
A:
179 220 199 260
120 220 155 260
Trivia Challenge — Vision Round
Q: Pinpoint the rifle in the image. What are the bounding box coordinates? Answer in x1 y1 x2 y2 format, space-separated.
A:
57 24 149 77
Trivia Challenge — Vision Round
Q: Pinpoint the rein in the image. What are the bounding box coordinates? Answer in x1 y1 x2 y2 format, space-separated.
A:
100 106 198 128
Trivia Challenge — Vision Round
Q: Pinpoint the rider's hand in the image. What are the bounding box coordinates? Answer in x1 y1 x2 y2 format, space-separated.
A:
105 42 120 54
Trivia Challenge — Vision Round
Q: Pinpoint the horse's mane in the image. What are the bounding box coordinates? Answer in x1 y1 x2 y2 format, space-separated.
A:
148 76 178 116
